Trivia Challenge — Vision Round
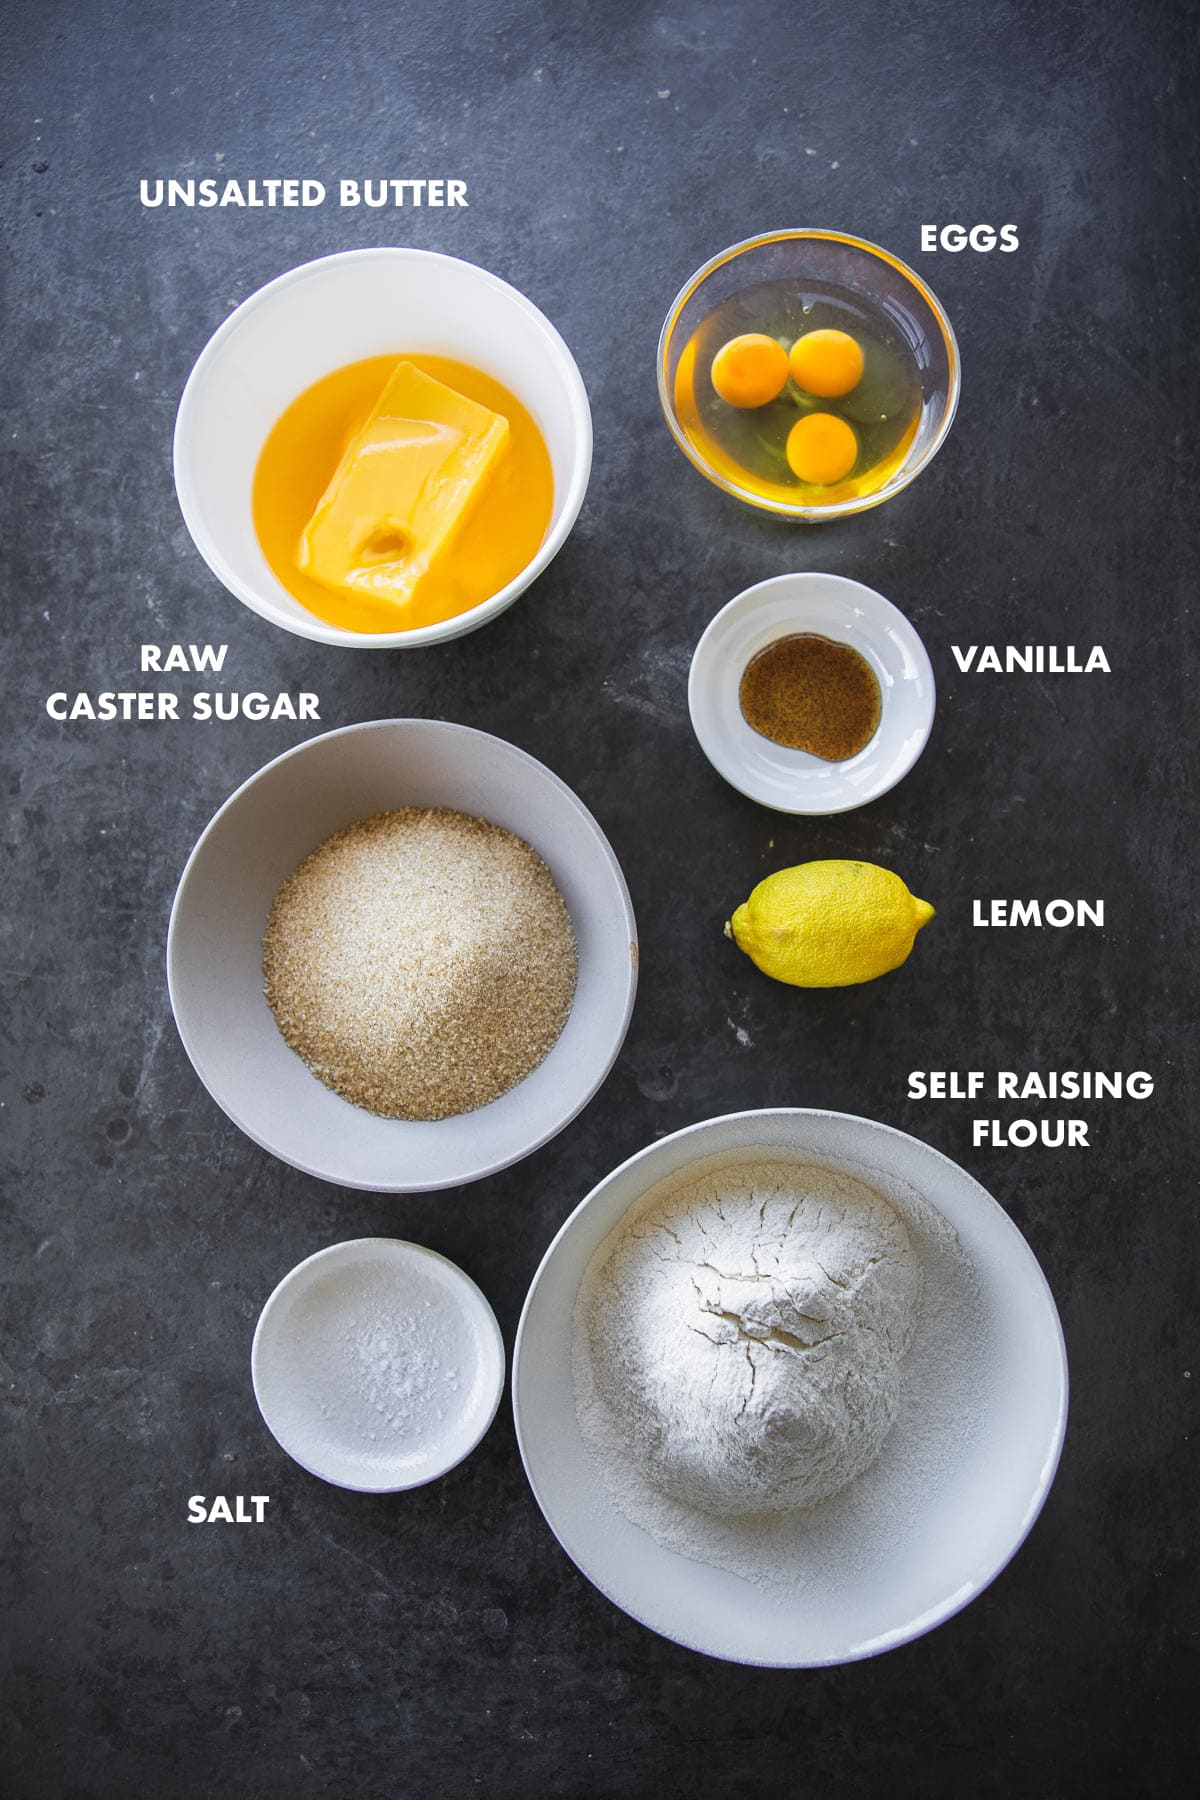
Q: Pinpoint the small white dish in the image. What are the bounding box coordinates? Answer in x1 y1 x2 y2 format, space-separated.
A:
167 719 638 1192
173 247 592 649
513 1109 1068 1667
688 572 935 814
252 1238 505 1492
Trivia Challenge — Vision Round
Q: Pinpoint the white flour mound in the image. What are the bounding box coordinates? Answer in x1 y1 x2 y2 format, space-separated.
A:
574 1154 984 1590
584 1161 922 1515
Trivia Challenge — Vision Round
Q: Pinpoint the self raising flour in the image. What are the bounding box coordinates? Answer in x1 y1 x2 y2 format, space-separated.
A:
574 1156 984 1588
583 1160 922 1515
263 809 577 1120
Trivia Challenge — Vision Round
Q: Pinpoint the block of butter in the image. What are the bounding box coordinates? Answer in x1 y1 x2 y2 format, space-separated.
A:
298 361 509 609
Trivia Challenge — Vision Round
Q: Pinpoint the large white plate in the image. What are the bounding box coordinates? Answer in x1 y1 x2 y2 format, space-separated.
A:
513 1109 1067 1666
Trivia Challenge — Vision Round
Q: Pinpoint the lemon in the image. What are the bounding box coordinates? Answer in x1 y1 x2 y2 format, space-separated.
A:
725 860 934 988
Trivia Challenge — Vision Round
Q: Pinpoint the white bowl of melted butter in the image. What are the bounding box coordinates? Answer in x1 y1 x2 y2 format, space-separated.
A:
174 248 592 648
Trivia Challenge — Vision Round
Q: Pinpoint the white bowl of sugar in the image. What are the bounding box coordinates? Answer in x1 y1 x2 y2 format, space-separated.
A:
173 247 592 649
167 719 638 1191
252 1238 505 1491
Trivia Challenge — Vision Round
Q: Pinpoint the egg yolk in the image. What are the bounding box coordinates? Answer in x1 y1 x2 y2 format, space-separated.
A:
786 413 858 486
788 329 864 399
710 334 790 408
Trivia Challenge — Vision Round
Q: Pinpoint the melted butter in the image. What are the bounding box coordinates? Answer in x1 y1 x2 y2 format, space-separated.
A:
253 354 554 635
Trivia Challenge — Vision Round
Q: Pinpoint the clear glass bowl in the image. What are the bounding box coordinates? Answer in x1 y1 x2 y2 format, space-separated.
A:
657 229 960 521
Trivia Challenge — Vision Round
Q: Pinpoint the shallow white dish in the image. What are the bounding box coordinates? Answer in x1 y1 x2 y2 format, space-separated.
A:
174 247 592 648
513 1109 1068 1667
252 1238 505 1491
688 573 935 814
167 719 638 1192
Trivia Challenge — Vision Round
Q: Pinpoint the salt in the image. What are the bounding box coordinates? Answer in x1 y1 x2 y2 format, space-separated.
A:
267 1253 487 1480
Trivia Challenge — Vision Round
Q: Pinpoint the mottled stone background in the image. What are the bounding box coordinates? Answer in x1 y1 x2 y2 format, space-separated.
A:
2 1 1196 1793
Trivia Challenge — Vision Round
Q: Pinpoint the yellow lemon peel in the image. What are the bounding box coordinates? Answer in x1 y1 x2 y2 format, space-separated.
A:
725 860 934 987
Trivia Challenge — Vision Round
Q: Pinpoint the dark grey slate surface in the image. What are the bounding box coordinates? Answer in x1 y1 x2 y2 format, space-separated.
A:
2 0 1196 1793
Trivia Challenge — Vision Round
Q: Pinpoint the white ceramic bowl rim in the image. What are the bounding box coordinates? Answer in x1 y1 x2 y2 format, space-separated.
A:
513 1107 1069 1667
657 228 961 521
166 719 639 1191
173 247 593 649
251 1236 506 1492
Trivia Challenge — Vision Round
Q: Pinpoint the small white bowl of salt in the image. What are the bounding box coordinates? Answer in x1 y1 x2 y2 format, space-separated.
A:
252 1238 505 1492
